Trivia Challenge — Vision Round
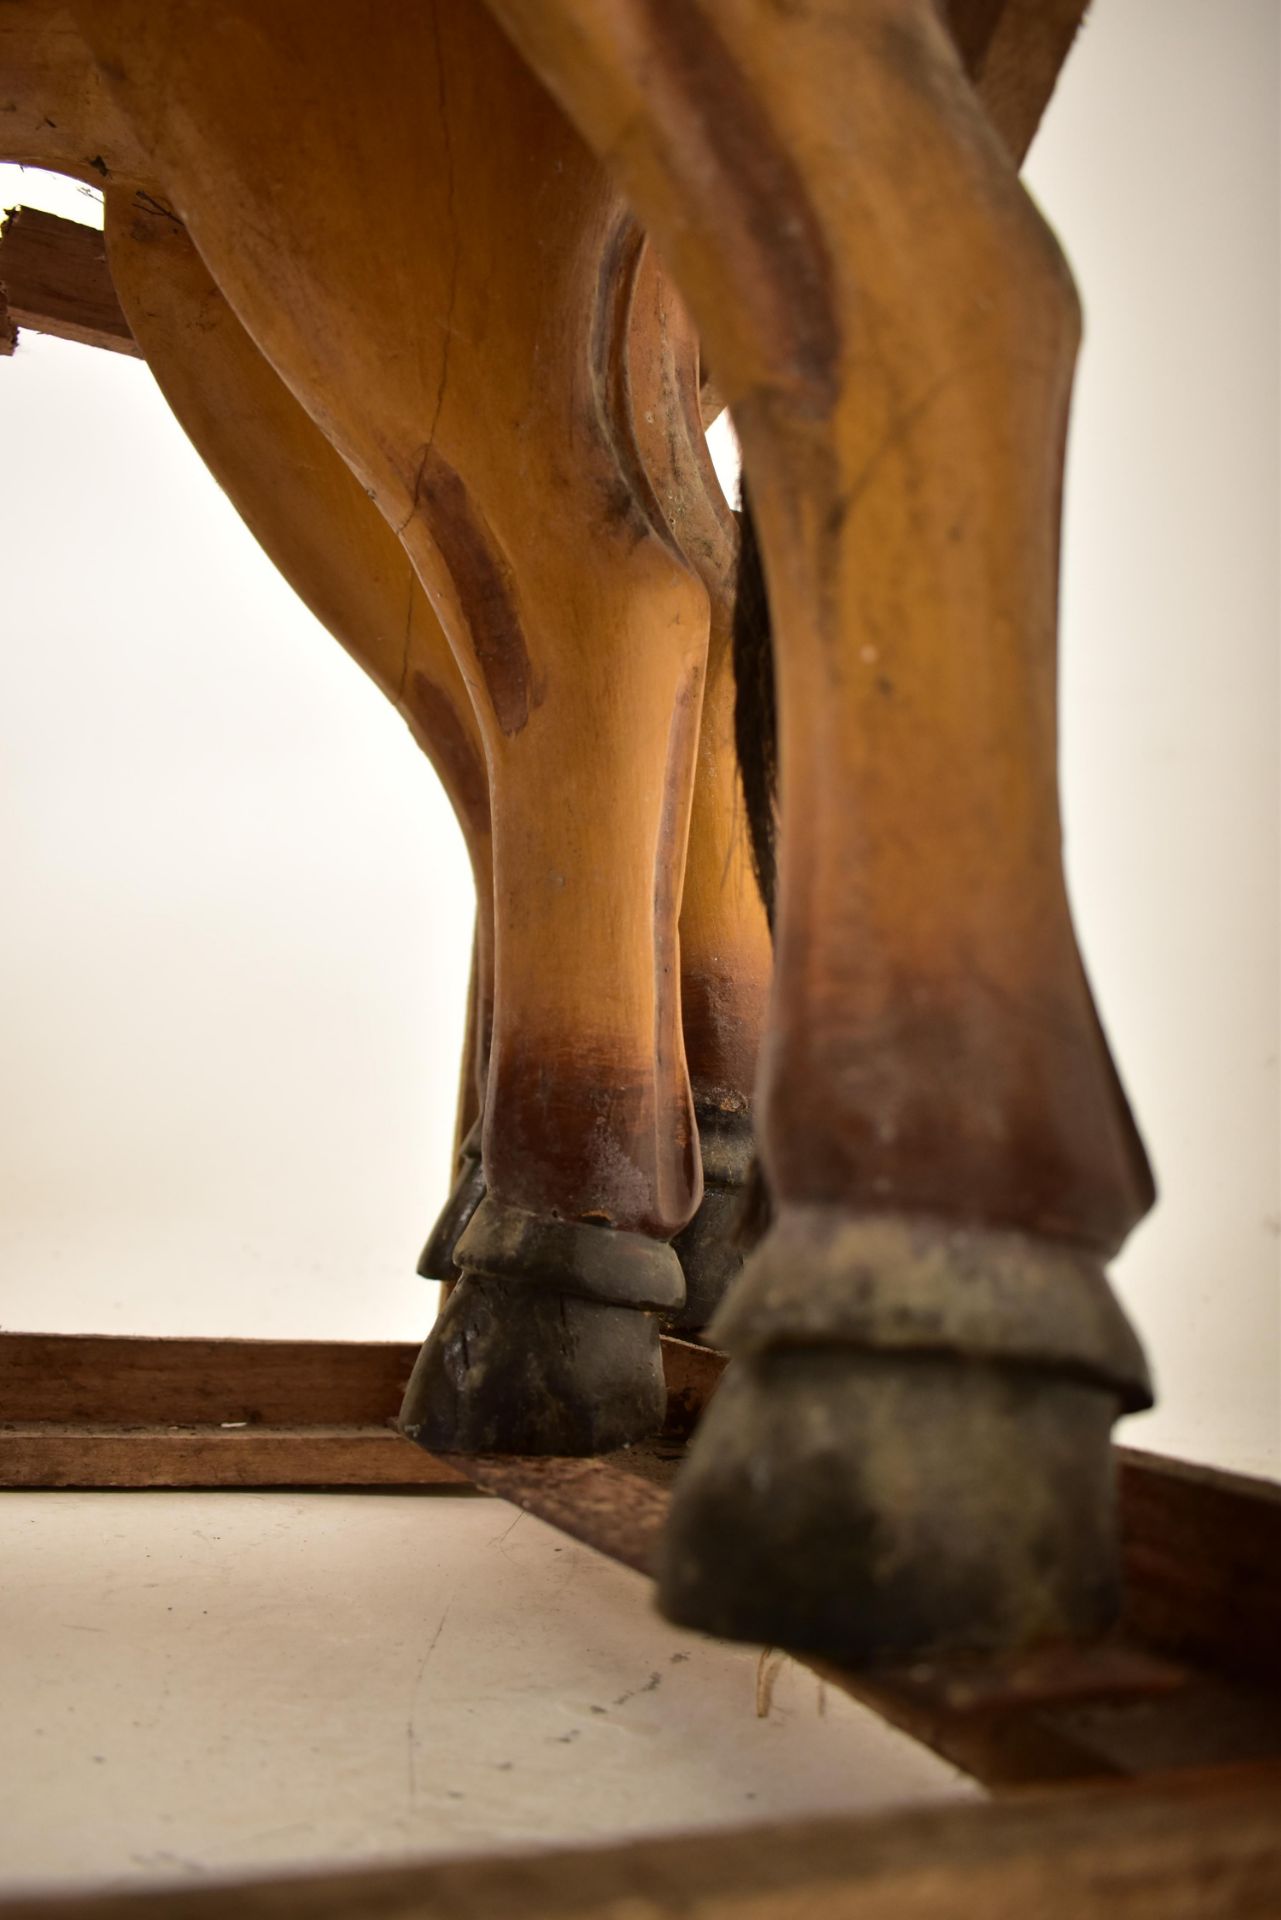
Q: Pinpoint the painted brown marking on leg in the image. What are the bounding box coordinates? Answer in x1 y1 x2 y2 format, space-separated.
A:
408 448 537 737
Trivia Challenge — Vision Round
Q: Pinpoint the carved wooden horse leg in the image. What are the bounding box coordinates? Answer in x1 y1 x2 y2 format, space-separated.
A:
102 189 497 1284
0 1 497 1286
564 225 774 1334
74 0 711 1450
489 0 1155 1657
5 0 764 1337
109 187 764 1332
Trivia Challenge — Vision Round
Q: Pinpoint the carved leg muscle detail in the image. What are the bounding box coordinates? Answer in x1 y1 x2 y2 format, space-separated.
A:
74 0 712 1450
101 187 498 1303
483 0 1156 1651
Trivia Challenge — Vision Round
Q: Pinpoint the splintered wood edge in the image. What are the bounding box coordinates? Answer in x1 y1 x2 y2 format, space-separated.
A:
0 204 140 356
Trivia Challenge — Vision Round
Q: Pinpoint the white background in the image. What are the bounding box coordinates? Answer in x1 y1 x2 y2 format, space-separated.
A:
1 0 1277 1473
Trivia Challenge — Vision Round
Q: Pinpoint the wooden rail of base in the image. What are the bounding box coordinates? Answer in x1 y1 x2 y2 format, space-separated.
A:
4 1328 1280 1790
0 204 139 355
0 1764 1278 1920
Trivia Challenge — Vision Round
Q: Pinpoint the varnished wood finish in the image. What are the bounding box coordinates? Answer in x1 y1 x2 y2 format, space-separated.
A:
0 1331 421 1427
481 0 1151 1252
0 0 148 186
100 186 496 1107
103 193 490 842
74 0 711 1254
0 203 137 353
470 0 1157 1652
0 1425 466 1489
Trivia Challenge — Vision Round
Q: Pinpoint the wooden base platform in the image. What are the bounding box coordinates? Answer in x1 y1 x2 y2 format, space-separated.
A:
3 1328 1278 1914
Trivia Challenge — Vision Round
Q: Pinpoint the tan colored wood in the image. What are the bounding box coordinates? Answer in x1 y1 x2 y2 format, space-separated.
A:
0 9 496 1123
103 191 489 836
100 186 495 1108
4 4 771 1304
75 0 714 1248
0 0 148 186
0 202 137 353
480 0 1151 1256
0 1768 1278 1919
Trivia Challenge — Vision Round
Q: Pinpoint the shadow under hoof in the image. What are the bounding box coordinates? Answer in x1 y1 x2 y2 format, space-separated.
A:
399 1275 667 1455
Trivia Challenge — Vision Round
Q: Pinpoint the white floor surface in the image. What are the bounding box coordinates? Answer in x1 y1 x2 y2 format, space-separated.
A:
0 1491 977 1896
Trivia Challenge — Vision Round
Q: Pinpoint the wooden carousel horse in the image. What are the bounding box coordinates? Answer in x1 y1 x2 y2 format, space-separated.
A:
22 0 1155 1663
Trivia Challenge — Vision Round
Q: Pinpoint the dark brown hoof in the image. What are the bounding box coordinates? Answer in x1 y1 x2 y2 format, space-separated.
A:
416 1122 486 1285
667 1104 755 1337
399 1196 684 1455
657 1208 1152 1666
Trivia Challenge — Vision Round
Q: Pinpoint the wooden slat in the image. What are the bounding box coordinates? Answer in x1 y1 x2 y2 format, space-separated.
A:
0 1331 716 1497
0 1766 1277 1920
0 1330 421 1427
1119 1448 1281 1691
0 204 139 354
0 1423 465 1490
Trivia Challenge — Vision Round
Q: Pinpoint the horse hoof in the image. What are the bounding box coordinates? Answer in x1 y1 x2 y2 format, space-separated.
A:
399 1196 683 1455
416 1121 485 1284
657 1208 1151 1665
667 1104 755 1337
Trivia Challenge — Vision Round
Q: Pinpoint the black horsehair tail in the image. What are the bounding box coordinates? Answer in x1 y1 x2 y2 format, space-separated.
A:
731 478 779 937
730 477 778 1245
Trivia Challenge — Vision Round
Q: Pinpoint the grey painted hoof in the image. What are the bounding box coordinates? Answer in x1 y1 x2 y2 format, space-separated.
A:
668 1105 755 1336
416 1122 486 1285
399 1276 667 1455
659 1351 1125 1663
399 1195 683 1455
657 1208 1152 1666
